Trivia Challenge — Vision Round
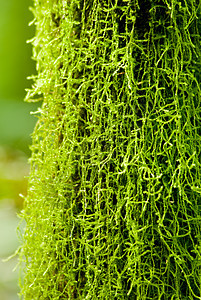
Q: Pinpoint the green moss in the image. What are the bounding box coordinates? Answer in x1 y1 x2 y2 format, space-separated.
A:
20 0 201 299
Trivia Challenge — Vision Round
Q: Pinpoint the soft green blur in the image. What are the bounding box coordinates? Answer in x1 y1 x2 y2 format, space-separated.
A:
0 0 39 153
0 0 39 299
0 0 35 100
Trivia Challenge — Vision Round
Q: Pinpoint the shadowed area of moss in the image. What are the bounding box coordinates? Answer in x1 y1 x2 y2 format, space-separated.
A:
20 0 201 299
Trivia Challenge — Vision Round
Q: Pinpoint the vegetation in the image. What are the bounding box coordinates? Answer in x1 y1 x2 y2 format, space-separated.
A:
20 0 201 299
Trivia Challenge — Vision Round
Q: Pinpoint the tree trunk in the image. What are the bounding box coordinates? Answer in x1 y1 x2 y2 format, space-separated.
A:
20 1 201 299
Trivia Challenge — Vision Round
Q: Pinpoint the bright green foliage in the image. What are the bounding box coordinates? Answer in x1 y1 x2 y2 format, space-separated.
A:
20 0 201 299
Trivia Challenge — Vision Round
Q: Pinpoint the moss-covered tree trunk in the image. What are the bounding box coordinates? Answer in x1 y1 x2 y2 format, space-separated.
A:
20 0 201 299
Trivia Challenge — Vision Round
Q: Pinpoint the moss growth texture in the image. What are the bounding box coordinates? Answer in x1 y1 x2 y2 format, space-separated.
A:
21 0 201 299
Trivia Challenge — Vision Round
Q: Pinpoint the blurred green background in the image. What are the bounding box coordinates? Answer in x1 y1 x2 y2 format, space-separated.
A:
0 0 39 299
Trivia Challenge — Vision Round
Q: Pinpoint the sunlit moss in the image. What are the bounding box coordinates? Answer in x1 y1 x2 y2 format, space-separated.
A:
20 1 201 299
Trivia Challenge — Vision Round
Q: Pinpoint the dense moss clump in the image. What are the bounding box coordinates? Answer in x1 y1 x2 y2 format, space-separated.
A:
20 0 201 299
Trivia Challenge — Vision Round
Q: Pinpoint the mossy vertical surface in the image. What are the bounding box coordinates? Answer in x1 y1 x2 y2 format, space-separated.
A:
20 0 201 299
